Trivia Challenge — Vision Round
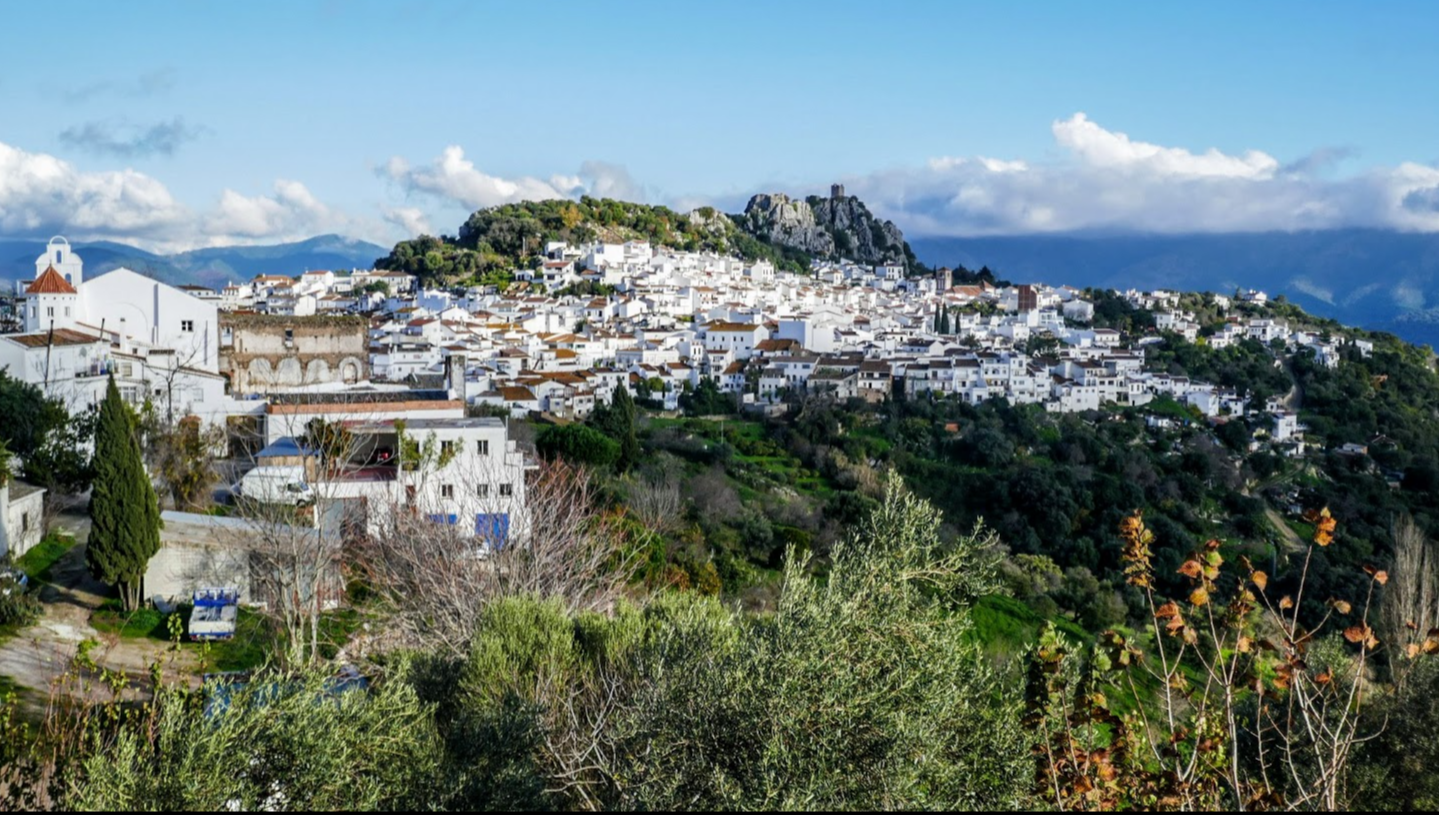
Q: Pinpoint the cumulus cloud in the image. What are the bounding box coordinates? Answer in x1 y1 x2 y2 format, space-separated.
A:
203 179 358 240
58 116 205 159
0 139 374 252
0 139 189 237
380 146 654 210
1050 113 1278 179
380 146 576 210
840 112 1439 236
383 206 433 237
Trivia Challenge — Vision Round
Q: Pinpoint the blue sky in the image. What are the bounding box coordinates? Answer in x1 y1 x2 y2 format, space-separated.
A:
2 0 1438 250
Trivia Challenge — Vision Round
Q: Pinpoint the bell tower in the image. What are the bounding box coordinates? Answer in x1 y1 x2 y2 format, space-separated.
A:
36 236 83 289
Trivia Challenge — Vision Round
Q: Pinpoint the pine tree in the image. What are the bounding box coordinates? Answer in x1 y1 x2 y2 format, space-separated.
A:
87 376 161 611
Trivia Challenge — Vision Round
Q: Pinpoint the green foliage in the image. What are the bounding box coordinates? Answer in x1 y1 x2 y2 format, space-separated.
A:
375 196 831 288
589 387 640 472
145 414 220 511
66 669 442 811
1350 661 1439 810
0 582 40 628
89 598 169 639
414 481 1028 810
535 423 619 469
679 377 734 416
86 376 161 611
14 530 75 583
0 368 95 495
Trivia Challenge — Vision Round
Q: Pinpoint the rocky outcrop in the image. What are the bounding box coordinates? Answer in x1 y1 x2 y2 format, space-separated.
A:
738 191 911 267
738 193 836 257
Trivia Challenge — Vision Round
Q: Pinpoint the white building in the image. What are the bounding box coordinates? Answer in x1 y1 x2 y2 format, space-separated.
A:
5 239 232 424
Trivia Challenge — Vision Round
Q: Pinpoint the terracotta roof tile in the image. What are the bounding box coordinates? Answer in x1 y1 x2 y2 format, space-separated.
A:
26 266 77 295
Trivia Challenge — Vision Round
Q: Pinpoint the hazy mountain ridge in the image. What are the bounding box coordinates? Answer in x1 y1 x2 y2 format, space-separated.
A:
0 234 389 292
913 230 1439 347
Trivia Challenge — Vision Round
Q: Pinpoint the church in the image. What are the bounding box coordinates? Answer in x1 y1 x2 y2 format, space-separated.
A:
1 237 231 424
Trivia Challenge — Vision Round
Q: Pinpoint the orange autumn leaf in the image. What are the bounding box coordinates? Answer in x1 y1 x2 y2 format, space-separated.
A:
1280 596 1294 610
1344 625 1372 645
1252 571 1268 591
1190 588 1210 607
1154 602 1180 619
1375 570 1389 585
1330 599 1352 615
1177 560 1203 579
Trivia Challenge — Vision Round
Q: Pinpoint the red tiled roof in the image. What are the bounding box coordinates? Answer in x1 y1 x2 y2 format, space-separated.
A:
26 266 76 295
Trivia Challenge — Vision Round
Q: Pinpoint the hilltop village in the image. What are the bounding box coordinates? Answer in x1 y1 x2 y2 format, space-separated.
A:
4 234 1369 459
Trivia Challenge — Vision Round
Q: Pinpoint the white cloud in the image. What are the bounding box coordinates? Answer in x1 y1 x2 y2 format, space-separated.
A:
0 140 189 237
380 146 577 210
0 139 380 252
380 147 653 210
204 179 351 240
1051 113 1278 179
383 206 433 237
841 112 1439 236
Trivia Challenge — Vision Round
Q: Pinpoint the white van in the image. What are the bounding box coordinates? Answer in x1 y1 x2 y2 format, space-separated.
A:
236 465 315 506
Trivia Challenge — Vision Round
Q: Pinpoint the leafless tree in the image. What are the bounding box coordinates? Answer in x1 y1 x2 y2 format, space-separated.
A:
358 458 640 658
625 468 682 535
1382 514 1439 682
214 411 362 665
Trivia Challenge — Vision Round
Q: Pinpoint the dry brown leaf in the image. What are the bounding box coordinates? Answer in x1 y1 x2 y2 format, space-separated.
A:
1252 571 1268 591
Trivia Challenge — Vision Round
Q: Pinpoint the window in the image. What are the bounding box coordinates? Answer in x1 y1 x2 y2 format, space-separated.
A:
499 483 513 497
46 307 53 318
65 307 71 317
21 513 29 532
477 439 490 456
181 320 194 332
476 484 490 497
441 484 454 498
440 440 454 457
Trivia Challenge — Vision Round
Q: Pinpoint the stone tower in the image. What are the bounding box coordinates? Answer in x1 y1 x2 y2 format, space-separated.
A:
830 183 845 199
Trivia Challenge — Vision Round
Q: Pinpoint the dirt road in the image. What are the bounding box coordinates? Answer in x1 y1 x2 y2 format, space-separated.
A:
0 514 199 716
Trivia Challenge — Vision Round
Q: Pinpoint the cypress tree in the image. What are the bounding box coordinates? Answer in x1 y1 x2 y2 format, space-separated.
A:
940 308 952 335
87 376 161 611
610 385 641 473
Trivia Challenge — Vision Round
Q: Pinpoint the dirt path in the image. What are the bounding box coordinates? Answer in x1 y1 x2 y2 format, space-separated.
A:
0 515 199 715
1265 506 1308 554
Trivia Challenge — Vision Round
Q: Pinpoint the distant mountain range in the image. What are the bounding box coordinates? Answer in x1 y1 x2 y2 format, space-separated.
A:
912 230 1439 349
0 234 390 292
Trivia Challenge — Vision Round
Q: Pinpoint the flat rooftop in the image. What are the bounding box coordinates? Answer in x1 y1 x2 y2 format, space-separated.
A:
267 388 452 406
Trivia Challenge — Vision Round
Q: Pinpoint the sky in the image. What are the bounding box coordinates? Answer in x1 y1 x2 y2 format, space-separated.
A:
2 0 1439 252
